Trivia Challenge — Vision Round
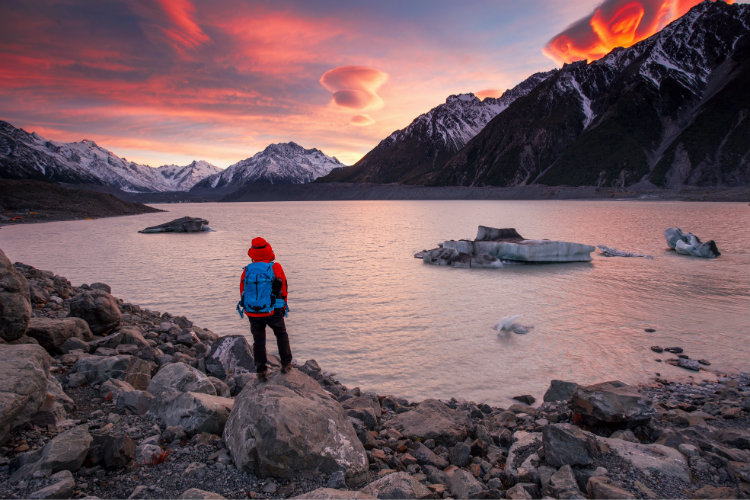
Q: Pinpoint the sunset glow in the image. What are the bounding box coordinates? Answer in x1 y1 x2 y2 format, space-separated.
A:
0 0 741 168
544 0 735 65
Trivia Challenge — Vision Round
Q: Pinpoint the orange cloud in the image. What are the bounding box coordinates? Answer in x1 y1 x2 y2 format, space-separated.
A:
350 114 375 126
476 89 503 99
155 0 210 50
543 0 733 65
320 66 388 111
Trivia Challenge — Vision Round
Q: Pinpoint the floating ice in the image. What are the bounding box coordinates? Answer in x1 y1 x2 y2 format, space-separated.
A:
493 315 533 335
597 245 653 259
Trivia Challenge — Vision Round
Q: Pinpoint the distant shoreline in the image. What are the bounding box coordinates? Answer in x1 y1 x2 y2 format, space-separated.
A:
2 180 747 226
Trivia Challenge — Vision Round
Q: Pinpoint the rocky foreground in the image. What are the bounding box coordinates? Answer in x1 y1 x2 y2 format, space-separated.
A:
1 249 749 500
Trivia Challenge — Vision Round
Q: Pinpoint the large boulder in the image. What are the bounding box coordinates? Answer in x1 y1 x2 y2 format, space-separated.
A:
68 290 121 335
388 399 469 446
25 317 93 354
0 344 52 443
224 369 368 482
147 362 216 397
0 249 31 341
571 380 655 425
204 335 254 379
151 392 233 435
139 216 210 233
447 468 487 499
360 471 432 499
11 425 92 480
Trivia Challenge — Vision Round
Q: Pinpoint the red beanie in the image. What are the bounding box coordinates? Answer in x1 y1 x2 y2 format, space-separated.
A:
248 237 275 261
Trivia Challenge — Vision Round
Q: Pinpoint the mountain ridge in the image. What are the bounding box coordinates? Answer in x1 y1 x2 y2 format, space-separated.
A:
424 0 750 188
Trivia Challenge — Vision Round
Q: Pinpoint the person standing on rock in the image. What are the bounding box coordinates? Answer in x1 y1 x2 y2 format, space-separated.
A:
238 237 293 381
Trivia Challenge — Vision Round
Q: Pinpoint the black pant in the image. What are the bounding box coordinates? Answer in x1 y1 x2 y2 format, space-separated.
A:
249 308 292 373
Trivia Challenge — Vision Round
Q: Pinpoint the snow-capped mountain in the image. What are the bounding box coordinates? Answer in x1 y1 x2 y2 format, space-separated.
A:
427 1 750 188
319 70 554 184
0 121 219 192
154 161 221 191
193 142 344 189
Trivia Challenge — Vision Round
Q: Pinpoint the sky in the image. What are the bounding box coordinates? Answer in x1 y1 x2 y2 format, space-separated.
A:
0 0 738 168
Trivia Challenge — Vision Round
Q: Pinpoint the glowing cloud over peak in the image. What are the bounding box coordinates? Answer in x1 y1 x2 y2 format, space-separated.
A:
320 66 388 112
543 0 734 65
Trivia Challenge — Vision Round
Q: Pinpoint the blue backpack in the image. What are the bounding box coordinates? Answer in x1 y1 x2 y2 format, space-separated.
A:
237 261 277 316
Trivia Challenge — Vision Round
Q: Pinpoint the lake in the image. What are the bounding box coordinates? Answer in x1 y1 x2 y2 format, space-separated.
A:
1 200 748 406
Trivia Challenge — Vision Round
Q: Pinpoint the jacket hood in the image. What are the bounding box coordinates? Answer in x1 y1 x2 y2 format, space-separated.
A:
248 237 275 261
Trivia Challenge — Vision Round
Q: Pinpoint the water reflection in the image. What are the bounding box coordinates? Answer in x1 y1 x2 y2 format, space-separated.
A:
1 200 747 406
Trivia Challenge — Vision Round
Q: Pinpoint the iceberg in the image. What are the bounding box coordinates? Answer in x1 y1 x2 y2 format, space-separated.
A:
416 226 595 268
597 245 653 259
664 227 720 259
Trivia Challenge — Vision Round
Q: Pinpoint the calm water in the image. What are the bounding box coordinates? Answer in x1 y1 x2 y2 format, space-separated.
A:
2 200 748 406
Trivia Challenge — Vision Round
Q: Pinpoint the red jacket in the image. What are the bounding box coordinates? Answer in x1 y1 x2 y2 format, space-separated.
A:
240 260 287 317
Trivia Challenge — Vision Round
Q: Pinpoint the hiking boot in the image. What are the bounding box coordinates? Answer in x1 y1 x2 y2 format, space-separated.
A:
281 363 292 374
257 371 268 382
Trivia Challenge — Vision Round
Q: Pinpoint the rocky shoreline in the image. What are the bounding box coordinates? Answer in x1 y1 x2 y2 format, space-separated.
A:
1 250 748 499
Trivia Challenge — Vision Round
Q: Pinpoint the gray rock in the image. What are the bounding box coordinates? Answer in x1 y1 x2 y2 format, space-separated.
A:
25 317 93 354
449 442 472 467
119 327 150 348
89 282 111 293
116 389 155 415
139 216 210 233
543 380 579 402
224 369 368 482
571 380 655 425
544 464 585 498
294 488 375 499
505 431 542 482
204 335 255 380
68 290 121 335
14 425 93 480
208 376 231 398
409 442 448 469
360 471 432 499
147 362 216 397
88 433 136 468
389 399 469 446
30 376 74 427
179 488 226 499
135 443 164 465
342 394 381 430
0 344 52 444
72 355 132 384
124 357 154 391
88 331 125 350
587 476 634 499
600 436 690 482
28 470 75 499
60 337 90 354
0 249 31 342
151 391 233 436
327 470 346 489
447 468 487 499
542 423 599 467
505 483 536 499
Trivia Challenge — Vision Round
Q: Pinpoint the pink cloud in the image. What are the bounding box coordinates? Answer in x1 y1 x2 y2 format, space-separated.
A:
350 114 375 126
320 66 388 111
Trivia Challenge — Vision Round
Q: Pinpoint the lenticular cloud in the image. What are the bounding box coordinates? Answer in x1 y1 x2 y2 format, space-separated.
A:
320 66 388 111
543 0 733 65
